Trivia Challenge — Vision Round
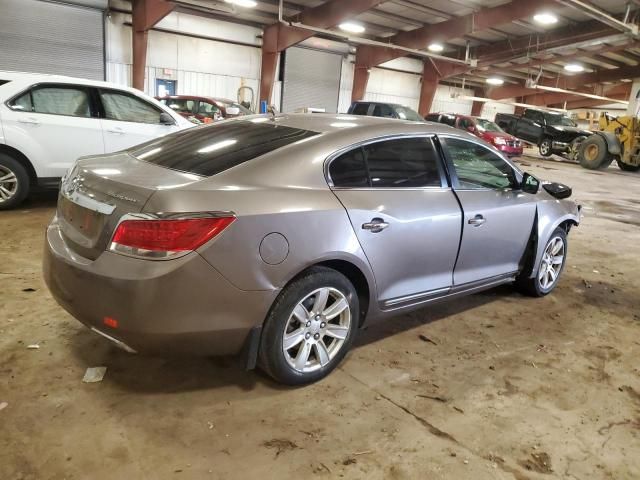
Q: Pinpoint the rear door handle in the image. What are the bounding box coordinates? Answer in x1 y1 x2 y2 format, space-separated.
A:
106 127 125 135
468 214 486 226
362 218 389 233
18 117 39 125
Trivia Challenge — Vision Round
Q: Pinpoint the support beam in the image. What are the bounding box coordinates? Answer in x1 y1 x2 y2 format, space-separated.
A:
259 0 387 104
488 65 640 100
353 0 557 102
132 0 175 91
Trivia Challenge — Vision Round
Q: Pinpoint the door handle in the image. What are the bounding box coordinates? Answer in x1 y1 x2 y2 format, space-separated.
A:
18 117 39 125
362 218 389 233
106 127 125 135
468 214 486 226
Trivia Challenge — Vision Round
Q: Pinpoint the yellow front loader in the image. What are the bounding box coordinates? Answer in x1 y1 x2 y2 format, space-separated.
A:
577 114 640 171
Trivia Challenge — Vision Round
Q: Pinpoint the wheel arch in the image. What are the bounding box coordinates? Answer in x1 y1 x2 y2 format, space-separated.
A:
593 131 621 156
0 144 37 186
528 211 579 280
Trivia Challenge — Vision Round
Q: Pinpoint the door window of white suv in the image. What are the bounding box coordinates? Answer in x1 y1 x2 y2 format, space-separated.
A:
99 90 162 124
9 86 91 117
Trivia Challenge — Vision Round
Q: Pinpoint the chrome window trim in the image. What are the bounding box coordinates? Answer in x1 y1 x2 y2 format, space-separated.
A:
324 133 449 190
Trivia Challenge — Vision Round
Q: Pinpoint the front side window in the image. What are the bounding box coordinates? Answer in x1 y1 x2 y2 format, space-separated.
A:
100 90 162 124
329 137 443 188
394 106 423 121
444 137 517 190
197 101 221 119
9 85 91 117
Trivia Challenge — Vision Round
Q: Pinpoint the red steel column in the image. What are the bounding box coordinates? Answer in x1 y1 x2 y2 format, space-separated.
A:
471 88 486 116
418 61 440 116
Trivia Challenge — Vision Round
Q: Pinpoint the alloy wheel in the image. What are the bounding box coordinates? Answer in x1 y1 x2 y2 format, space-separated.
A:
0 165 18 203
538 236 565 290
282 287 351 373
540 140 551 155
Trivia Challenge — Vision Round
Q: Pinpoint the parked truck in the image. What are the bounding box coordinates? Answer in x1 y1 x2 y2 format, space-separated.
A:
495 109 592 159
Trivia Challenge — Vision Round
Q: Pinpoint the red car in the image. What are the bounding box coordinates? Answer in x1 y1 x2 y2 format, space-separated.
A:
455 115 524 157
427 113 523 157
156 95 252 124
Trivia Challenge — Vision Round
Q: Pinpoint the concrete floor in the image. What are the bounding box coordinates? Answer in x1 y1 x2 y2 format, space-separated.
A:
1 158 639 480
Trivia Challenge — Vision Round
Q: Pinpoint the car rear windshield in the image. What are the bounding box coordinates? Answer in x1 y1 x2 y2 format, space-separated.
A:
131 121 320 176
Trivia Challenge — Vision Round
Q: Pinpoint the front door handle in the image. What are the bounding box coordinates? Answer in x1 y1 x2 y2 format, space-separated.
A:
18 117 40 125
468 214 486 226
362 218 389 233
106 127 125 135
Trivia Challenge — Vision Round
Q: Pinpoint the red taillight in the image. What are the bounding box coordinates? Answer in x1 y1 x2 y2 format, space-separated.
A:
110 216 235 258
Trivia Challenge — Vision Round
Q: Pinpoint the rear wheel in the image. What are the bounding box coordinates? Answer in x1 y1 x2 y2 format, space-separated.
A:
258 267 359 385
0 153 30 210
539 137 553 157
579 135 612 170
617 159 640 172
516 227 567 297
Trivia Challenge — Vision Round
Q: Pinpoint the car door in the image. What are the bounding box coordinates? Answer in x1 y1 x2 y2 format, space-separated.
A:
328 136 462 307
518 110 544 143
3 83 104 178
440 136 537 286
98 89 181 152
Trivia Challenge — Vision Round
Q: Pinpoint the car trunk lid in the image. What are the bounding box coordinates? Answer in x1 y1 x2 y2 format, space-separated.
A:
57 152 203 260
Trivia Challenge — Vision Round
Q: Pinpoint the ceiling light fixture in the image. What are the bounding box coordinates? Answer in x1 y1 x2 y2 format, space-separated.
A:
224 0 257 7
428 43 444 53
486 77 504 86
564 63 585 72
339 22 365 34
533 12 558 25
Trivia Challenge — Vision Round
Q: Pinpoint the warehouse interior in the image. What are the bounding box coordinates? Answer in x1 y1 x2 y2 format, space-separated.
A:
1 0 639 478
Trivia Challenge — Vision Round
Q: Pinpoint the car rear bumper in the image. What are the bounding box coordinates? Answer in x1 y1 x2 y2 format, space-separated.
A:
43 218 278 356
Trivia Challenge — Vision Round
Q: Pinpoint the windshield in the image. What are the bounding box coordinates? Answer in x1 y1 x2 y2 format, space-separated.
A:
475 118 503 132
393 105 424 122
544 113 576 127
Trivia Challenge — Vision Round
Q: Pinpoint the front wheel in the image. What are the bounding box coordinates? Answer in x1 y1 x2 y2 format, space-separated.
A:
539 137 553 157
258 267 359 385
0 153 30 210
516 228 567 297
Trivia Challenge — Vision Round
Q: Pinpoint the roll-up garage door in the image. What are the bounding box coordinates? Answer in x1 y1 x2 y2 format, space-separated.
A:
0 0 105 80
282 47 342 113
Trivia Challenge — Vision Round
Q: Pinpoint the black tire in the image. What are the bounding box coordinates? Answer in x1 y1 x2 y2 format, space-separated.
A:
0 153 30 210
516 227 567 297
258 267 359 385
578 135 612 170
617 159 640 172
539 137 553 157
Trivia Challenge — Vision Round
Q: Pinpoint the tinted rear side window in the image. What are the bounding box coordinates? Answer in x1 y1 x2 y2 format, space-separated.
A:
329 148 368 187
351 103 369 115
372 104 394 118
365 138 442 188
131 121 319 176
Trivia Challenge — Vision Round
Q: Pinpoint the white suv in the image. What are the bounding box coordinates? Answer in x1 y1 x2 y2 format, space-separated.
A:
0 71 194 209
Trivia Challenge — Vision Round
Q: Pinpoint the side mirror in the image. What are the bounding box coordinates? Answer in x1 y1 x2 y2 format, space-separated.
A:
521 172 540 194
225 106 241 116
159 112 175 125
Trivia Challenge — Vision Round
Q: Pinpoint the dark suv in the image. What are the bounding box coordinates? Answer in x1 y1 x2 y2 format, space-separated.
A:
347 101 424 121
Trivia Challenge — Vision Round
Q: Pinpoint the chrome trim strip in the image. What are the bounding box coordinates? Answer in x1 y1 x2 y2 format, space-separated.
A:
382 286 450 307
62 189 116 215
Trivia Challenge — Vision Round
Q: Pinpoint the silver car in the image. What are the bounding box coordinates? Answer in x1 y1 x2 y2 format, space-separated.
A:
44 114 580 385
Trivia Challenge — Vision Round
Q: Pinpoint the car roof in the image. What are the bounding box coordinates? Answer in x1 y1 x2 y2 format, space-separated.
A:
246 113 458 137
0 70 146 95
158 95 237 103
352 101 404 107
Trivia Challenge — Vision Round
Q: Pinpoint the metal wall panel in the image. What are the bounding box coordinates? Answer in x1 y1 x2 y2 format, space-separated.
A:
0 0 105 80
282 47 342 113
